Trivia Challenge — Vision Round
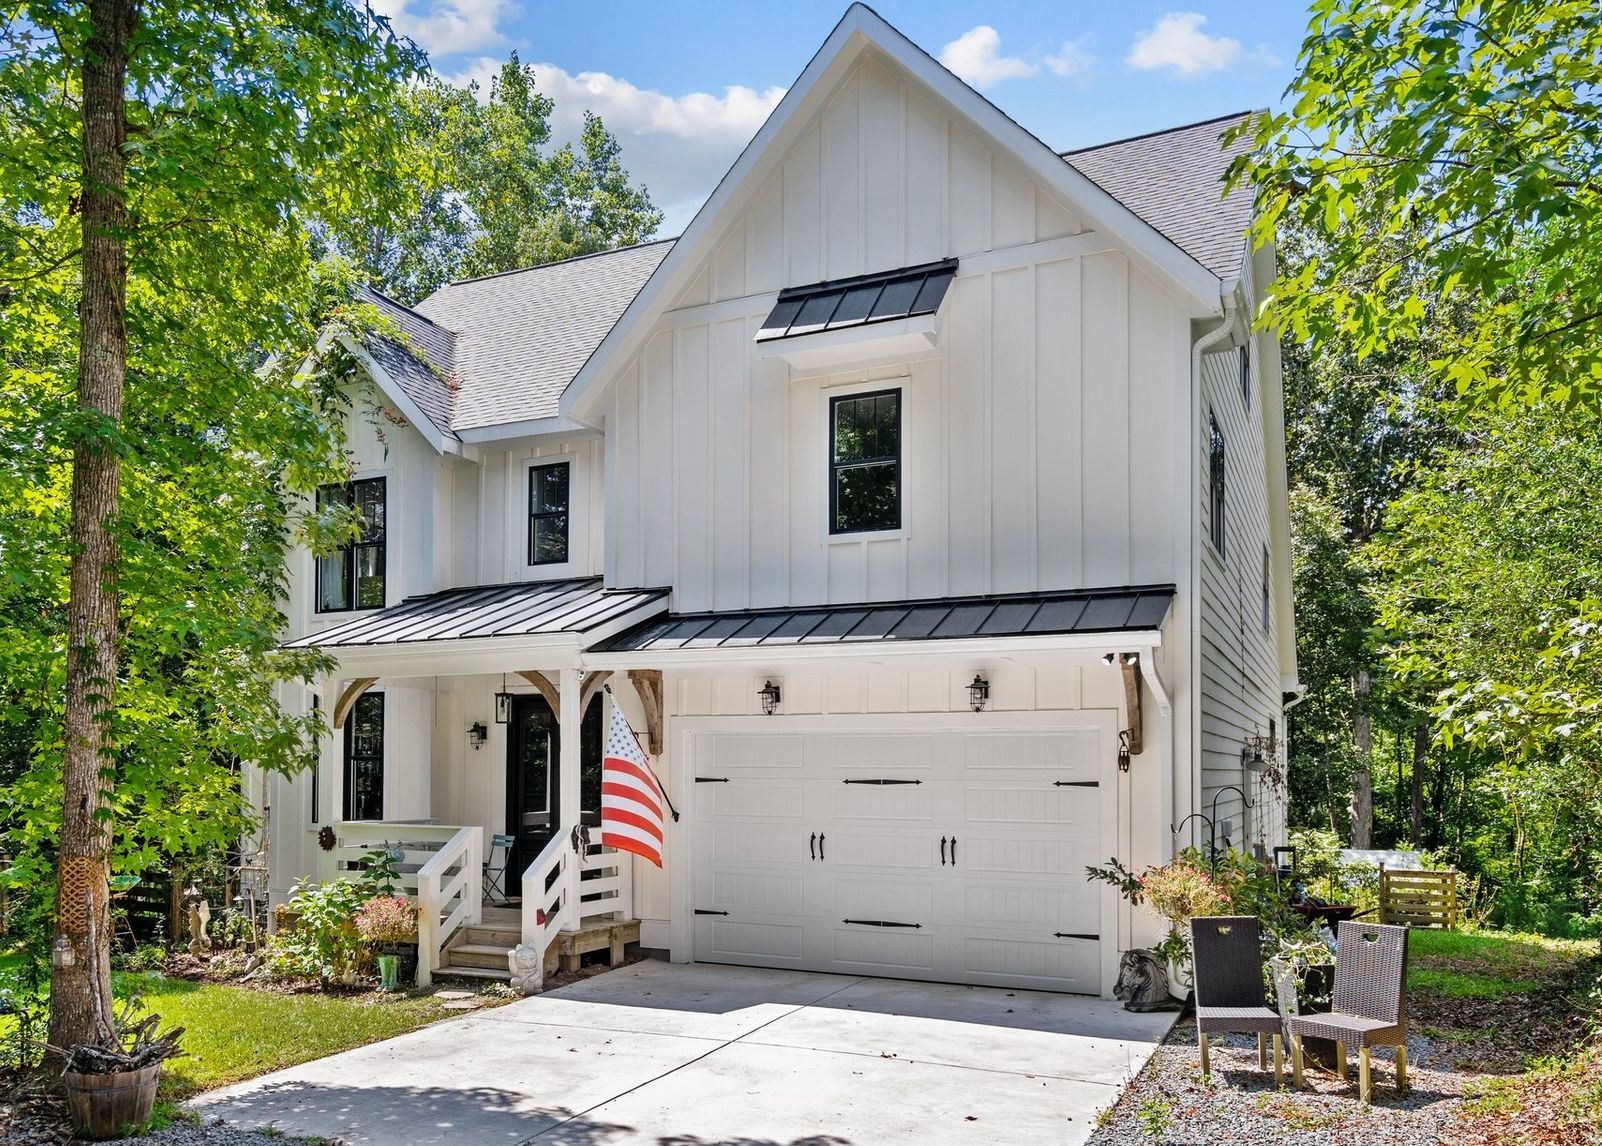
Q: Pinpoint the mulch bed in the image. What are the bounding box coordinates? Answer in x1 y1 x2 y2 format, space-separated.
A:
1088 960 1602 1146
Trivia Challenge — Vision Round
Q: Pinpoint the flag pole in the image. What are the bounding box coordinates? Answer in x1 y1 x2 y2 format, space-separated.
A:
603 683 680 822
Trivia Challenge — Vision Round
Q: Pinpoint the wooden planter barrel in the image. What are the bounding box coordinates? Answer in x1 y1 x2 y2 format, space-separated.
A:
63 1063 161 1139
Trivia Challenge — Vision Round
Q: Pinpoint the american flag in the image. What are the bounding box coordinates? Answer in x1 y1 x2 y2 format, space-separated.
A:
601 703 666 867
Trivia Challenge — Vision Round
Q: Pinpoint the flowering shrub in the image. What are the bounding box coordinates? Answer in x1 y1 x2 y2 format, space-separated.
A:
1139 861 1229 927
354 895 418 945
266 877 371 984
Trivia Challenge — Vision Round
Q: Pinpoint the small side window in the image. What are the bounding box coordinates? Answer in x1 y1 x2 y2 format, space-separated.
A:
528 462 571 566
1239 344 1251 410
1208 412 1226 558
343 691 385 821
830 389 901 534
1261 544 1271 632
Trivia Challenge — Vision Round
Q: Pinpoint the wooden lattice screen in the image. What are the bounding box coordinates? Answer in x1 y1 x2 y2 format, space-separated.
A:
1379 868 1457 929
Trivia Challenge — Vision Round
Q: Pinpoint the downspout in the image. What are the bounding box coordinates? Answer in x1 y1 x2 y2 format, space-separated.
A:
1183 293 1239 855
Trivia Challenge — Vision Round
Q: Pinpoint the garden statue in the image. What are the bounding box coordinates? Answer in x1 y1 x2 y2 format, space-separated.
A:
509 943 543 996
188 896 212 956
1114 949 1182 1012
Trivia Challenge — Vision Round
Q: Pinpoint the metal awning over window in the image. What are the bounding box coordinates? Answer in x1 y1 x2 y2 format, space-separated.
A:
756 258 959 343
593 585 1175 654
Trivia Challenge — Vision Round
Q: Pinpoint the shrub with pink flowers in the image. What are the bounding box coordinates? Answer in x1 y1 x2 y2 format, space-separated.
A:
353 895 418 945
1138 861 1229 929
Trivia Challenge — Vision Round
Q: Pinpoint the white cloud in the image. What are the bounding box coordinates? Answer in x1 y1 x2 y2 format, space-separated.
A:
449 56 786 234
938 26 1039 89
1044 35 1095 79
1126 12 1242 76
388 0 512 57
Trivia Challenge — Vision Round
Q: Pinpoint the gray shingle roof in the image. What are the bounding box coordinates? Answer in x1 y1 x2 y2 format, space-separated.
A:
412 240 674 431
1062 111 1260 280
354 286 459 438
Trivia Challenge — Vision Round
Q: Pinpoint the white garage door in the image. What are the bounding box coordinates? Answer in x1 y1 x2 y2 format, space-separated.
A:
689 715 1119 995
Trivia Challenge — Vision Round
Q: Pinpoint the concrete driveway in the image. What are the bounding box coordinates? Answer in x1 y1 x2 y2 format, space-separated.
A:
194 961 1177 1145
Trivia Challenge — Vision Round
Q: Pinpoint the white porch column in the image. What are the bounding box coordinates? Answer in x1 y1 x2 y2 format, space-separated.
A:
558 666 583 929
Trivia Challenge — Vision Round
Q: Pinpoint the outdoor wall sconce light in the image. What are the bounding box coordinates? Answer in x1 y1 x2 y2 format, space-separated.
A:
967 674 991 712
468 721 488 750
1241 729 1276 772
759 680 782 715
494 674 512 723
1117 729 1133 772
1101 651 1117 665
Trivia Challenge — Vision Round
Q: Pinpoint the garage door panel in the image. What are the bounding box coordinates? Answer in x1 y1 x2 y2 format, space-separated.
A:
703 822 814 866
831 784 933 822
702 780 808 820
962 730 1102 777
821 734 937 773
956 834 1095 877
958 883 1097 931
699 917 806 965
961 785 1098 827
826 925 936 974
826 876 935 921
700 869 807 914
957 934 1100 993
704 733 806 773
825 828 936 871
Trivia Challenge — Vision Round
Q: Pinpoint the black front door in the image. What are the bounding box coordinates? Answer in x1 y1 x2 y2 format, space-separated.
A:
507 694 559 877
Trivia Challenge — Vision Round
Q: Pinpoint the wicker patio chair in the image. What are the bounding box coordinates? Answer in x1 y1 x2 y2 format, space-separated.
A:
1189 915 1283 1082
1286 920 1410 1102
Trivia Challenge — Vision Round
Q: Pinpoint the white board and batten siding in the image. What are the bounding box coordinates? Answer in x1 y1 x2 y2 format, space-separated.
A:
603 56 1194 614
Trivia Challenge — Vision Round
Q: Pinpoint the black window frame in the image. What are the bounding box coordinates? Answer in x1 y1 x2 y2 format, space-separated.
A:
314 476 386 613
1261 544 1272 632
1239 344 1251 410
342 690 384 822
527 461 572 567
310 693 321 824
828 388 902 535
1208 411 1227 558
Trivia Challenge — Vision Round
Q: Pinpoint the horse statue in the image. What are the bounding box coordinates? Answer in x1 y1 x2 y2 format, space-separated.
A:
1114 949 1182 1012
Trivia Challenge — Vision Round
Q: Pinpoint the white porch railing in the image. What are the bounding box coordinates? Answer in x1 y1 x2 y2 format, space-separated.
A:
513 833 572 993
414 825 484 987
577 842 632 923
320 821 462 896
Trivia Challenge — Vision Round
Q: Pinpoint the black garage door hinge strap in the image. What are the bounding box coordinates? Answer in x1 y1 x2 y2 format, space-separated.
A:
842 778 923 785
695 909 730 916
842 919 922 928
1053 932 1099 940
1053 781 1099 788
695 777 731 783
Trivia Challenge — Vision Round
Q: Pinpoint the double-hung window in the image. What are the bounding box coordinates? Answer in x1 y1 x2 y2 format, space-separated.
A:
528 462 570 565
829 389 901 534
1208 412 1227 558
343 691 384 821
315 477 386 612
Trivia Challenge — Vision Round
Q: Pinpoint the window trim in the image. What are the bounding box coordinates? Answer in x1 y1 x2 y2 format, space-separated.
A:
1261 544 1272 632
1208 411 1227 559
342 690 385 822
527 460 572 567
314 476 387 614
1239 343 1252 410
310 693 321 825
828 386 903 537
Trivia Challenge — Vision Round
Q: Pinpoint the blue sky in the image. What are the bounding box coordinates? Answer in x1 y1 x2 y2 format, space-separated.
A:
382 2 1312 234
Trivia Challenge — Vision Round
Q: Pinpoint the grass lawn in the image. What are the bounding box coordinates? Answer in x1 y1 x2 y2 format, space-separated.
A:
1407 927 1597 999
3 949 498 1103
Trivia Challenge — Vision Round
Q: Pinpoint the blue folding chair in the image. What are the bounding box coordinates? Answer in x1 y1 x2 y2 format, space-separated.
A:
482 834 516 904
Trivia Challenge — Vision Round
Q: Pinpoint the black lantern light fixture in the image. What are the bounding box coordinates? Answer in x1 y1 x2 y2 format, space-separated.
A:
468 721 488 751
494 673 512 724
759 680 782 716
1241 728 1275 772
967 674 990 712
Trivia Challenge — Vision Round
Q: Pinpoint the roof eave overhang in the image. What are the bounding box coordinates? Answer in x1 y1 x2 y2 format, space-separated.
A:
560 3 1224 425
332 333 462 457
582 628 1165 673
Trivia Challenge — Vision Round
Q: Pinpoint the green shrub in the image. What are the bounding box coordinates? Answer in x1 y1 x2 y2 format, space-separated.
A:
267 877 373 984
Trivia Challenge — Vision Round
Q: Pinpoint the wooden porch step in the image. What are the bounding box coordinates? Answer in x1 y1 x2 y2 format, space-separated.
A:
549 918 640 976
458 925 520 948
434 963 511 983
447 942 515 971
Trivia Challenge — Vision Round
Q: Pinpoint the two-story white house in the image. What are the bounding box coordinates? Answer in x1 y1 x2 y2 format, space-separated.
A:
255 5 1296 998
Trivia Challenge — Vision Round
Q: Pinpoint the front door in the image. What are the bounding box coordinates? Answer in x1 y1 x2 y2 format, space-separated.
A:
507 694 560 877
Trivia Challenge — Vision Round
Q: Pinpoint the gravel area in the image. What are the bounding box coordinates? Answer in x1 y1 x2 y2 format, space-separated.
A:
0 1108 326 1146
1087 1016 1467 1146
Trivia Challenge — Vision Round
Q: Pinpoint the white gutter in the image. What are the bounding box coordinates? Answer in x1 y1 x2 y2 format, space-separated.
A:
1184 293 1239 854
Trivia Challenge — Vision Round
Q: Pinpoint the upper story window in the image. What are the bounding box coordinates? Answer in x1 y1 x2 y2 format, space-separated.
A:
1261 544 1272 632
830 389 901 534
343 691 384 821
316 477 386 613
528 462 571 566
1208 412 1226 558
1239 344 1251 410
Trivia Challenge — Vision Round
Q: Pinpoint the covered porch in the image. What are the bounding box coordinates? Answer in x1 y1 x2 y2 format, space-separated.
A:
287 577 669 989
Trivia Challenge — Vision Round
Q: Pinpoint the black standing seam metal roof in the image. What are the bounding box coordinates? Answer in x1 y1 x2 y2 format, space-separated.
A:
285 578 669 649
592 585 1176 654
756 258 958 343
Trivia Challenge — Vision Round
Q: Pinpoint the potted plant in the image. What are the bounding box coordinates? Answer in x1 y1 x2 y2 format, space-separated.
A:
1086 854 1229 998
57 1005 184 1139
355 894 419 990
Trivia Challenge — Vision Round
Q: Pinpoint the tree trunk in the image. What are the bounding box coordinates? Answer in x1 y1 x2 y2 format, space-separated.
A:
50 0 134 1058
1349 670 1373 848
1410 722 1427 849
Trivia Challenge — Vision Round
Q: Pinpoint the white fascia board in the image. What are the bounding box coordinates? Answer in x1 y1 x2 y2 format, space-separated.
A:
561 3 1225 425
453 414 595 445
758 315 939 376
319 632 585 679
336 334 460 457
580 628 1165 674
